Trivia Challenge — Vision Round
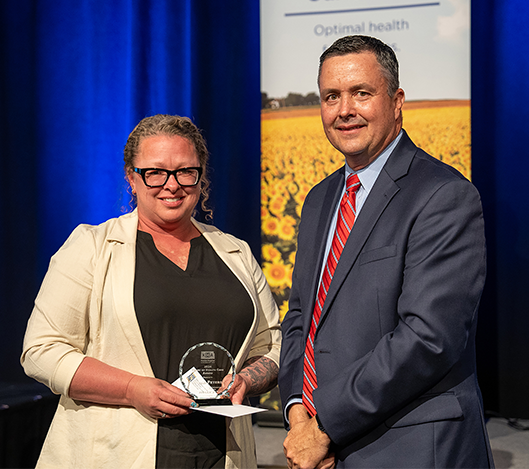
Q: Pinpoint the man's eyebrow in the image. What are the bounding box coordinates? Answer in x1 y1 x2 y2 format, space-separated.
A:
320 87 339 95
354 82 377 91
320 83 376 94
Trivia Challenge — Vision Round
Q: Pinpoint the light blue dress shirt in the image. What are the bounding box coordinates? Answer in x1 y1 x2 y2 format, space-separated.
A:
317 130 403 284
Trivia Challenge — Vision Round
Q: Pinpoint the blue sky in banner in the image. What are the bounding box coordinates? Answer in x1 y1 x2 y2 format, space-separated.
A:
260 0 469 101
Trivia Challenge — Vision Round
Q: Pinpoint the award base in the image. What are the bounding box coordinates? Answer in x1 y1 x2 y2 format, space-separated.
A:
195 398 232 406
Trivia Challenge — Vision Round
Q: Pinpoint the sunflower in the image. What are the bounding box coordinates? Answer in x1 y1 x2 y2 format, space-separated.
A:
262 260 292 290
277 215 297 241
262 244 281 262
262 215 280 237
268 195 288 217
287 181 299 196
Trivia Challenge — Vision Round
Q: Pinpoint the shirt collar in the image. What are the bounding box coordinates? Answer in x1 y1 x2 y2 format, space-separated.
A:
344 130 403 193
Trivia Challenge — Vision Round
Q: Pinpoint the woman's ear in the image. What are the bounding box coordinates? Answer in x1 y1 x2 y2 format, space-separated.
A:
127 171 136 195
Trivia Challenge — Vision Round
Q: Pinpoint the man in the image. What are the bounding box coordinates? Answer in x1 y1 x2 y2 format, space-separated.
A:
278 35 494 468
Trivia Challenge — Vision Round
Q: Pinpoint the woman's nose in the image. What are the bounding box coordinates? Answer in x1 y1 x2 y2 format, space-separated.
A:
164 173 180 190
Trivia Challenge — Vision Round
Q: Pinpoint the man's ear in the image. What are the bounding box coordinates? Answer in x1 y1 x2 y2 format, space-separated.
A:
393 88 405 119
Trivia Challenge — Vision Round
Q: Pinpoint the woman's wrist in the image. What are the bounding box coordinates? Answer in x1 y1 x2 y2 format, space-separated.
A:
239 356 279 397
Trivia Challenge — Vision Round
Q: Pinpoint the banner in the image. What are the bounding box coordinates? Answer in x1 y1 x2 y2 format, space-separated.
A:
260 0 471 320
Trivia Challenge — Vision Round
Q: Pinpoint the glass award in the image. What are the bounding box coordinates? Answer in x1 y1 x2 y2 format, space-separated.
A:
178 342 236 405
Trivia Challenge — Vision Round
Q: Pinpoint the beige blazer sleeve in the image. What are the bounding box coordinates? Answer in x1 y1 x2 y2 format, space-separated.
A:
21 223 101 396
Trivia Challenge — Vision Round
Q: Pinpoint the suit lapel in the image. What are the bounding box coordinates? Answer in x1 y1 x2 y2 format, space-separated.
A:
302 169 345 334
317 131 417 328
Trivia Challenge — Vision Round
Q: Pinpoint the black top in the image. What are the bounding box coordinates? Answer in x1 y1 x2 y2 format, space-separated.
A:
134 231 254 468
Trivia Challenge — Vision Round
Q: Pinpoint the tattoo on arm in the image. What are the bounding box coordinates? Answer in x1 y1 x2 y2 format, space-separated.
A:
239 356 279 397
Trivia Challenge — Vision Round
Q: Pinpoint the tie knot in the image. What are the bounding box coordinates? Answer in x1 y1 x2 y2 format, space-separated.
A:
346 174 361 193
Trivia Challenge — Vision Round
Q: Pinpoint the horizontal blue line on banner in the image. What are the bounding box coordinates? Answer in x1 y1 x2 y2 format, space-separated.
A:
285 2 440 17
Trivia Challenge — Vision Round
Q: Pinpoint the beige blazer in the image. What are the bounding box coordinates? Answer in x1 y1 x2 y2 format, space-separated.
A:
21 210 281 469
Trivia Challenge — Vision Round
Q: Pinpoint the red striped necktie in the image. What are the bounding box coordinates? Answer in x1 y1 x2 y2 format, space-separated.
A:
302 173 361 416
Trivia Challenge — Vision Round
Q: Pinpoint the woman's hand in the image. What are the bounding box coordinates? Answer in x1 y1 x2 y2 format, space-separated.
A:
69 357 196 419
219 373 250 405
219 356 279 404
125 375 195 419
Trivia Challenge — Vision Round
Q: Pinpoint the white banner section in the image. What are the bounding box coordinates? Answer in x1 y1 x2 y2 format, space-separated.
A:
259 1 471 321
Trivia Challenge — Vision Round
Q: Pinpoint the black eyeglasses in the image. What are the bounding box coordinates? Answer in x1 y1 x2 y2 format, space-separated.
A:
133 167 202 188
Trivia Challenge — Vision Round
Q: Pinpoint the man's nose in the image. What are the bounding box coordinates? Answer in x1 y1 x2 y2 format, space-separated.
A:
339 95 356 118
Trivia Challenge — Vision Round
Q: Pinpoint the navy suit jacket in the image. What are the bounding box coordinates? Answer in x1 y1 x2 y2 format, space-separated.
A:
278 131 494 468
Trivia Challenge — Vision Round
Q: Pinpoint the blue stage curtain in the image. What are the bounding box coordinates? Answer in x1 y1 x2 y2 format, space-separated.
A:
0 1 260 382
3 0 528 419
472 0 529 417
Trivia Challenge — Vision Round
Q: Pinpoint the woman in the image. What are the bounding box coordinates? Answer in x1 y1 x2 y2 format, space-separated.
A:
21 114 281 469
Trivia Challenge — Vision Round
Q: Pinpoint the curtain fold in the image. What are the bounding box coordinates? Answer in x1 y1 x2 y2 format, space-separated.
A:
0 0 260 383
472 0 529 418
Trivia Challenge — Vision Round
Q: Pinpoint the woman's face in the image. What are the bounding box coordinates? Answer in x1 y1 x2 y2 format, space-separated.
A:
128 134 201 231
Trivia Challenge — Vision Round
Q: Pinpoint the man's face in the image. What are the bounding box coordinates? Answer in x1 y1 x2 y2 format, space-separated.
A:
319 52 405 169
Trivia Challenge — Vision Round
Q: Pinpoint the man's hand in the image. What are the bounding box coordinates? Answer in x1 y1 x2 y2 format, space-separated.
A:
284 404 334 469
